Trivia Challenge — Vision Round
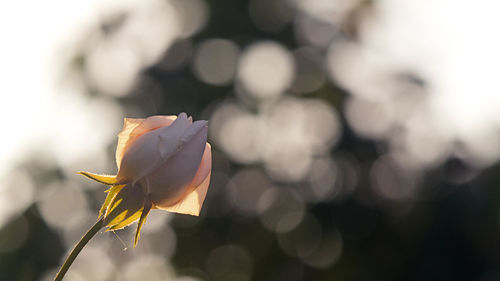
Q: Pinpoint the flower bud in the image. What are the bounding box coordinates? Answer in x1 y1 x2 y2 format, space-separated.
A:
79 113 211 246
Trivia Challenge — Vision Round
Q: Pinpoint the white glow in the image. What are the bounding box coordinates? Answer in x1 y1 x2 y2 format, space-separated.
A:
171 0 209 38
0 0 176 228
122 254 174 281
237 41 295 100
0 170 34 228
87 41 141 96
262 98 340 181
329 0 500 168
59 244 115 281
344 97 394 139
213 103 265 163
211 97 340 182
193 39 239 85
38 181 89 231
86 0 180 96
292 0 360 23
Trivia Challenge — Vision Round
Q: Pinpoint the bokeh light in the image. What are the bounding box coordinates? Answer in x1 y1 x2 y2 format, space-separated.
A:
205 244 253 281
0 170 34 228
84 0 181 97
258 187 305 233
4 0 500 280
236 41 295 100
211 97 341 181
277 213 322 258
192 39 239 86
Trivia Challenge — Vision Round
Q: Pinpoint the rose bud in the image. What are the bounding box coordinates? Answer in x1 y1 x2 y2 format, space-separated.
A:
79 113 211 246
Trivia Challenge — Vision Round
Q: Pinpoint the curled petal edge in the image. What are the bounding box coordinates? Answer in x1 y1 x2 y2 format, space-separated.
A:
116 118 143 168
116 116 177 168
189 143 212 188
154 171 211 216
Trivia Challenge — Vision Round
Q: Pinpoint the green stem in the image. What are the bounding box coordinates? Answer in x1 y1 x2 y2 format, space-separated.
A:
53 218 104 281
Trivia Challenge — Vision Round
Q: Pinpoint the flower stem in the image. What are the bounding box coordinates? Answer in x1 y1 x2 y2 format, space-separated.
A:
53 217 104 281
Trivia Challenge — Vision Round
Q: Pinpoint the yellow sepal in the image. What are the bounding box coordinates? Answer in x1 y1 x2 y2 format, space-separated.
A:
103 184 146 231
134 200 152 247
78 171 120 185
106 206 143 231
99 185 125 218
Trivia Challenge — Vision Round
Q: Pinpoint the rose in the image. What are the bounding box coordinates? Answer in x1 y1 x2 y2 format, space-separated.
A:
80 113 211 245
116 113 211 210
54 113 211 280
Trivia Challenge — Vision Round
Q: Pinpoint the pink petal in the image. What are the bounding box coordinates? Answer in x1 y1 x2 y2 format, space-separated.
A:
155 171 211 216
147 123 208 207
115 115 177 168
134 115 178 135
189 143 212 189
116 130 162 184
115 118 143 168
157 113 192 161
157 142 211 216
116 113 192 184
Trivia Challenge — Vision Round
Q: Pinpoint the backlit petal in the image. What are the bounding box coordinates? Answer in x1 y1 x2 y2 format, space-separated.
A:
155 171 211 216
158 113 191 160
156 143 211 216
115 116 177 168
116 129 163 184
116 113 191 184
189 143 212 189
147 124 208 207
116 118 144 168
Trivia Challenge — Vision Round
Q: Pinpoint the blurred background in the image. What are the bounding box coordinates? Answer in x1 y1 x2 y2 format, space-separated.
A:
2 0 500 280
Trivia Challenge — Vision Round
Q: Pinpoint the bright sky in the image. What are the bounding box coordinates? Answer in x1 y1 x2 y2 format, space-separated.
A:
0 0 156 228
326 0 500 168
1 0 500 225
0 0 105 173
0 0 183 176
